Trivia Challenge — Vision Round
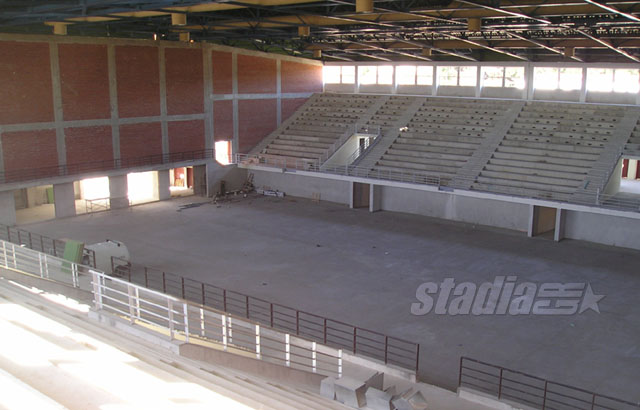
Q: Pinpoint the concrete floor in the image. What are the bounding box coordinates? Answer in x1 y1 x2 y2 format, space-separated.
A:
21 195 640 402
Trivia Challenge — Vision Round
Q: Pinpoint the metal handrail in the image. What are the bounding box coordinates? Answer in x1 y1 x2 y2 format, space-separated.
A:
0 223 96 268
458 356 640 410
235 153 640 214
344 126 382 166
0 149 214 185
92 269 343 377
112 256 420 372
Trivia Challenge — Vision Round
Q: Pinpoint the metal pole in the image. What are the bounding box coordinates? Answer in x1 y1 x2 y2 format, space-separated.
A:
384 336 388 364
201 283 205 305
458 357 463 387
285 334 291 366
324 318 327 344
181 277 185 299
168 299 175 340
353 327 357 353
312 341 317 373
222 314 228 350
542 380 548 409
270 304 274 328
255 324 261 359
183 303 189 343
498 368 503 399
128 285 135 324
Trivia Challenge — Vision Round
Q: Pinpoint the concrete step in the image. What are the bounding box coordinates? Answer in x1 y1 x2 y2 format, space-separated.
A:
483 164 585 181
387 148 471 162
496 145 600 161
399 133 484 144
377 159 461 174
381 154 466 168
406 127 483 138
263 148 320 160
392 142 475 156
506 133 608 147
488 157 588 174
472 182 572 201
278 134 336 144
395 137 478 150
406 122 488 132
500 139 604 154
374 164 457 178
476 175 577 193
515 117 617 129
267 143 327 154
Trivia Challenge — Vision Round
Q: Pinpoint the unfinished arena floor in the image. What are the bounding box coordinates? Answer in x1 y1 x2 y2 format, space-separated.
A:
22 195 640 401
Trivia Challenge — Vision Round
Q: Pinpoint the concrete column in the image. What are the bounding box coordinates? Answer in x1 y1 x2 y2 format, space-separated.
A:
554 209 566 242
0 191 16 226
53 182 76 218
108 175 129 209
627 159 638 180
369 184 382 212
205 161 222 197
156 170 171 201
193 165 207 197
349 182 355 209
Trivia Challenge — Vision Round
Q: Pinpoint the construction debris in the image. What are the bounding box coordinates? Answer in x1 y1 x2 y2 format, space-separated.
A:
257 188 285 197
177 202 208 211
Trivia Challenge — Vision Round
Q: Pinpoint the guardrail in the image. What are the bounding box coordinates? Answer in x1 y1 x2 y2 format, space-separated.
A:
0 238 92 288
111 256 420 373
344 126 382 166
85 196 132 214
0 149 213 185
459 357 640 410
236 153 640 214
92 269 343 377
0 223 95 268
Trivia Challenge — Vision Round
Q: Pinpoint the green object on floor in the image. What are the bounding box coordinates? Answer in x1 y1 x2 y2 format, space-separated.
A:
62 240 84 274
46 187 54 204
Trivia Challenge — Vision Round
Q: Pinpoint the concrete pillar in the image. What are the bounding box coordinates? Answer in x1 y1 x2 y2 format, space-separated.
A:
193 165 207 197
554 209 566 242
53 182 76 219
627 159 638 180
603 158 622 195
349 182 355 209
156 170 171 201
0 191 16 226
108 175 129 209
369 184 382 212
527 205 535 237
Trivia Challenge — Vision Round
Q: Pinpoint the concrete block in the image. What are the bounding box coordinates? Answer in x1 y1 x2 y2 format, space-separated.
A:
320 376 336 400
0 191 17 226
54 182 77 218
391 388 428 410
366 387 393 410
334 376 367 408
365 371 384 390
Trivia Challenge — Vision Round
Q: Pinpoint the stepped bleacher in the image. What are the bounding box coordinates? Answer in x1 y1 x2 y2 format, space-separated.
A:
359 95 415 134
248 92 637 208
371 97 513 185
471 101 625 201
261 93 380 162
624 118 640 156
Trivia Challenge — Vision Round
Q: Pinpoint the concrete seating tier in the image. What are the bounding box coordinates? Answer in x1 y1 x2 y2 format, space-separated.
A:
370 98 513 183
361 96 418 132
261 93 382 162
624 121 640 155
471 101 617 200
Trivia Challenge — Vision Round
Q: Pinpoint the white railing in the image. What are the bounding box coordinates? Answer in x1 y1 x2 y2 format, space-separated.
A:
0 238 89 288
91 270 343 377
345 126 382 166
0 238 343 378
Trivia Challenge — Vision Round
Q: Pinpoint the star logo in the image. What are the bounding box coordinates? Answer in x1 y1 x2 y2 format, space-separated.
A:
579 283 605 314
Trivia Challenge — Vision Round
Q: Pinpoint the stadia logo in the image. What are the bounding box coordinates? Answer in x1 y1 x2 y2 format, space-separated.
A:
410 276 604 316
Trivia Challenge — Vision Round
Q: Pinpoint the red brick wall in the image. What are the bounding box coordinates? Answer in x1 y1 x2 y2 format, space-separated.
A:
0 42 53 125
165 47 203 115
282 98 309 122
119 122 163 159
2 130 58 173
212 51 232 95
214 100 233 141
65 125 113 167
238 99 277 153
59 44 110 121
237 55 276 94
116 45 160 118
282 61 322 94
168 120 205 153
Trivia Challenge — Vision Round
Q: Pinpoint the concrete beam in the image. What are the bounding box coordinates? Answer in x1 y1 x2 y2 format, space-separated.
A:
53 182 76 219
0 191 16 226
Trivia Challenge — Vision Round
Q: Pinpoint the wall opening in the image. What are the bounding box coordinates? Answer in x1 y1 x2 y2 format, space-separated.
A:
127 171 157 205
170 167 194 197
531 205 557 239
14 184 55 224
215 140 232 165
352 182 370 209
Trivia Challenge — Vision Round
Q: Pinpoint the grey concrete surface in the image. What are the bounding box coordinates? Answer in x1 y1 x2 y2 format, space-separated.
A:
20 194 640 402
